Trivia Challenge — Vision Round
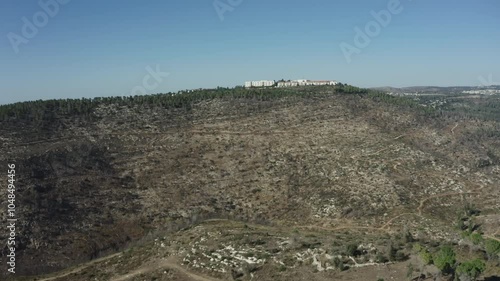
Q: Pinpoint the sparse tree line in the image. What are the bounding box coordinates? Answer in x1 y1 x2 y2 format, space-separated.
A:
1 85 498 128
0 84 368 124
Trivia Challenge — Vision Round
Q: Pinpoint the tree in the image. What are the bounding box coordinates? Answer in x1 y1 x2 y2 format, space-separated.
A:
387 242 398 261
455 259 485 281
433 245 456 275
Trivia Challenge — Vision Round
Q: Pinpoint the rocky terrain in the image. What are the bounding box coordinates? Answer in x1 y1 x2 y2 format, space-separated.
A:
0 87 499 280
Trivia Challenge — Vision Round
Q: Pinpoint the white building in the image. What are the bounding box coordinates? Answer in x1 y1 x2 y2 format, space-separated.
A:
244 80 276 88
277 79 339 87
277 81 299 87
296 79 308 86
309 80 339 86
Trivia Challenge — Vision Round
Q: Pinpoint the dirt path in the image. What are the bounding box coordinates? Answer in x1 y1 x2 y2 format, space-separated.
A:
110 256 222 281
35 191 486 280
380 213 421 229
301 191 482 233
382 191 480 228
36 254 221 281
417 191 479 215
484 235 500 243
37 252 122 281
298 224 388 234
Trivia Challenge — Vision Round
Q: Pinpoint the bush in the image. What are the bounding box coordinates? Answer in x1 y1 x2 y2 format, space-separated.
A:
433 245 456 275
395 250 408 262
333 257 346 271
470 233 484 245
455 259 485 281
419 250 433 265
485 239 500 260
412 243 423 253
375 252 389 263
346 243 360 256
388 243 398 261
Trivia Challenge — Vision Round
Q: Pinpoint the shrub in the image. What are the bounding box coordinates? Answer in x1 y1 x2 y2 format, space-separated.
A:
419 250 433 265
406 263 414 280
346 243 360 256
485 239 500 260
388 243 398 261
333 257 345 271
470 233 483 245
433 245 456 275
412 243 423 253
375 252 389 263
455 259 485 281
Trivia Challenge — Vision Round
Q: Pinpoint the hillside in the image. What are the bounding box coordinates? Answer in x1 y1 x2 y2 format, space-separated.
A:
1 86 499 280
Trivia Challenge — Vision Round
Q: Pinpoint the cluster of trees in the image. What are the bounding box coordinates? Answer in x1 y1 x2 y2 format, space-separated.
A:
367 91 437 115
461 232 500 261
413 241 499 281
443 97 500 121
0 97 100 123
337 84 369 94
416 95 500 122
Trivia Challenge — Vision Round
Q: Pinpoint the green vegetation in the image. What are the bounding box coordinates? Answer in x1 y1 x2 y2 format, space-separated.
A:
0 83 440 129
406 263 414 280
0 85 361 123
433 245 456 275
333 257 346 271
469 233 484 245
367 92 421 109
346 243 360 256
419 250 433 265
484 239 500 260
414 243 433 265
455 259 485 281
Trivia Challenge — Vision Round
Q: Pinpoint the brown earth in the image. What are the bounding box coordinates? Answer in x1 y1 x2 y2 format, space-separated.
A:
1 90 499 279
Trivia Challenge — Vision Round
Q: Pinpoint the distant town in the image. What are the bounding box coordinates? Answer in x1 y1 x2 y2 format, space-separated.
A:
244 79 340 88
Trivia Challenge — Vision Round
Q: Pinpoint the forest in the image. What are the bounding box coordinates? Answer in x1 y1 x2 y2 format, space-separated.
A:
1 84 499 126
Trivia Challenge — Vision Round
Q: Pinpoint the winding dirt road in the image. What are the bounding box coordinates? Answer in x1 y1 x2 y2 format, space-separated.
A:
110 256 221 281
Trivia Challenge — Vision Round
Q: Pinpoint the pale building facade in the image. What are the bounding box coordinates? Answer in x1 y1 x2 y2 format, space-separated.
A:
246 79 339 88
244 80 276 88
276 80 339 87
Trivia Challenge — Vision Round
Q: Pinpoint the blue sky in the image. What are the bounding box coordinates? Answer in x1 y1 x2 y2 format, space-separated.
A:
0 0 499 104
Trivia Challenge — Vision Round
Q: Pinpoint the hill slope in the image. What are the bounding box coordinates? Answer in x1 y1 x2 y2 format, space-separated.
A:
1 87 499 280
